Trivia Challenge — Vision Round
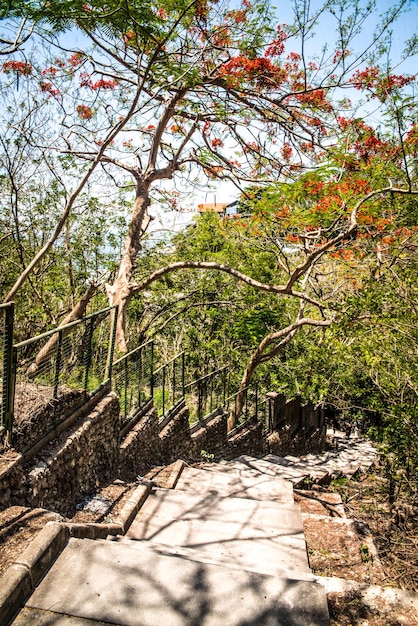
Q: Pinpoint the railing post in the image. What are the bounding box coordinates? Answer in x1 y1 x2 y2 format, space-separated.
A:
181 352 185 397
1 303 15 445
83 316 95 393
105 305 118 382
123 355 128 420
172 358 176 407
197 380 203 421
162 366 166 417
138 346 142 407
53 329 63 399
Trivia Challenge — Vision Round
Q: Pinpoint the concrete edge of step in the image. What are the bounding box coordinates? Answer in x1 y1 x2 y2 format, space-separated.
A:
314 575 418 614
0 476 167 626
0 461 188 625
0 522 69 626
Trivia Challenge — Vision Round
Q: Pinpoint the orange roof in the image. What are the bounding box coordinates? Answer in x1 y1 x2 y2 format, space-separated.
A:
197 202 228 213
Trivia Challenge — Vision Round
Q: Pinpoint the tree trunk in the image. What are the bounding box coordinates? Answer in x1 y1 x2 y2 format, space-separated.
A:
106 186 151 352
228 317 332 430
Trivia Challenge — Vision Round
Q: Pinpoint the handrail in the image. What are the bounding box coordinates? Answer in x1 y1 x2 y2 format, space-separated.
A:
14 306 116 349
153 351 184 376
112 338 154 367
184 366 227 390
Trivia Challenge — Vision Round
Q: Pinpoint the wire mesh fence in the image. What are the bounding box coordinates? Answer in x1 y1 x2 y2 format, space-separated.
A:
112 340 154 425
153 352 185 420
184 366 228 424
11 306 117 449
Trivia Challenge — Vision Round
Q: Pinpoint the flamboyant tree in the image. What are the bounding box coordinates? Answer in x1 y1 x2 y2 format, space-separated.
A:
2 0 416 350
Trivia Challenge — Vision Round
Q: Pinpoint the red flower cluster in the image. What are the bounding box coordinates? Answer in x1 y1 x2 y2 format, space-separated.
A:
42 66 58 77
91 78 118 90
219 55 284 87
2 60 32 75
211 137 223 148
281 143 293 161
350 66 415 100
40 81 61 96
76 104 94 119
68 53 84 67
295 89 331 112
225 9 247 23
350 66 379 89
264 25 287 58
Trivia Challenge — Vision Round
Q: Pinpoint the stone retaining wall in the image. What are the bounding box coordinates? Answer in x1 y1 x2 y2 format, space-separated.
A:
159 401 192 463
24 393 120 514
190 410 229 460
266 393 326 456
119 404 160 481
1 389 327 513
227 418 266 458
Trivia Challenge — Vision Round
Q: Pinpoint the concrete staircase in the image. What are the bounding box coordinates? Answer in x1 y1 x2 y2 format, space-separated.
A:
14 457 332 625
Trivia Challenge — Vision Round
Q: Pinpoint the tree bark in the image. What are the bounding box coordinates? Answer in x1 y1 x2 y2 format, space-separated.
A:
228 317 332 430
106 185 151 352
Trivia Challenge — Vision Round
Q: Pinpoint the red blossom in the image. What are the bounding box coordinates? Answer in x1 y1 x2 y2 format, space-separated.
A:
350 66 415 99
91 78 117 90
264 25 287 58
80 72 92 87
68 52 84 67
42 66 58 77
2 60 32 75
337 116 351 130
405 123 418 146
156 8 168 19
211 137 224 148
202 121 211 135
123 30 136 44
281 143 293 161
295 89 332 112
76 104 94 119
219 55 285 87
225 9 247 23
212 27 231 47
333 49 351 63
40 81 61 96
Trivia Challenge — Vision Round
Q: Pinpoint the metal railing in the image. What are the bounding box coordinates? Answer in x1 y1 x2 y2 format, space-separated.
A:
11 306 117 448
0 298 270 450
185 366 228 423
153 352 185 419
226 381 267 435
112 340 154 425
0 302 15 445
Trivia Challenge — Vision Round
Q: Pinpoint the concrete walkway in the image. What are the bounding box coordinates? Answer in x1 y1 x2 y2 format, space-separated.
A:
10 458 333 625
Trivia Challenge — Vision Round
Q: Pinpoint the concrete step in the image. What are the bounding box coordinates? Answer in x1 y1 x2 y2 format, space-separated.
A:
233 455 311 485
108 535 314 581
23 537 330 625
262 455 331 484
126 507 310 579
136 488 304 533
175 466 295 504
